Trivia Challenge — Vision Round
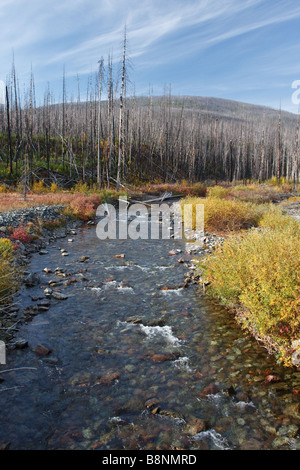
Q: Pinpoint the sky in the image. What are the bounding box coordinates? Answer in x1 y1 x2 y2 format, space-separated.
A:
0 0 300 113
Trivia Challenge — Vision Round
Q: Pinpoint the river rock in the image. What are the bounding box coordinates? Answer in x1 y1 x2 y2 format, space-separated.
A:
151 353 179 363
43 268 52 273
240 439 263 450
52 292 68 300
283 403 300 420
96 372 120 386
14 339 28 349
34 344 52 356
265 374 282 384
183 418 207 436
24 272 40 287
199 383 219 398
144 398 160 409
39 250 49 255
38 299 51 307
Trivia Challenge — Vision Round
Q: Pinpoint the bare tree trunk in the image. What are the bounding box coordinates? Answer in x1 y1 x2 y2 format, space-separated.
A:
5 86 13 176
97 58 104 188
117 27 127 191
277 107 281 183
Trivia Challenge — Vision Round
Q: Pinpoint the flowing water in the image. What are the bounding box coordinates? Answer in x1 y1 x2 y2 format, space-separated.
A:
1 209 300 450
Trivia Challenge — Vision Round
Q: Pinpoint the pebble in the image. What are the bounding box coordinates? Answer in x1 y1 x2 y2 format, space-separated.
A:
43 268 52 273
34 344 52 356
51 292 68 300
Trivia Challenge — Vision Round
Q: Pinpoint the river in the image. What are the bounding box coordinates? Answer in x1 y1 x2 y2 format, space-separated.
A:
0 206 300 450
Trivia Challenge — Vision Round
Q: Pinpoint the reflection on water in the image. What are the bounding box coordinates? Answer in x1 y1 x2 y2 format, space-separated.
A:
0 214 300 450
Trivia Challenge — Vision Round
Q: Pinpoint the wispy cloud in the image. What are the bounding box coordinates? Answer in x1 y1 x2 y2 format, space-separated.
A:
0 0 299 110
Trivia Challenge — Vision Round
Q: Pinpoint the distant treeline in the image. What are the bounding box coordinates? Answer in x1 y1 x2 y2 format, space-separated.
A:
0 54 299 189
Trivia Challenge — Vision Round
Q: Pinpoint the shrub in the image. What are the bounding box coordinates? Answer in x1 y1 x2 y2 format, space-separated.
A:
0 238 14 257
9 225 33 244
198 223 300 367
258 204 300 233
73 182 90 194
0 239 20 303
41 217 66 230
31 179 49 194
181 196 260 232
50 182 59 193
232 184 279 204
207 185 231 199
65 194 102 221
188 182 207 197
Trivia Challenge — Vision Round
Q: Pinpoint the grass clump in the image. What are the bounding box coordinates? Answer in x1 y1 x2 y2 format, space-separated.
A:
198 222 300 367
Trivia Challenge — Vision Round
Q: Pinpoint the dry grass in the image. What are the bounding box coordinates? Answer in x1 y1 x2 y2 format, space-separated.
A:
0 190 124 220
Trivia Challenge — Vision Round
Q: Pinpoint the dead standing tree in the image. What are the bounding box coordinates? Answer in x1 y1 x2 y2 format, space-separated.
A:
97 57 104 188
117 27 127 191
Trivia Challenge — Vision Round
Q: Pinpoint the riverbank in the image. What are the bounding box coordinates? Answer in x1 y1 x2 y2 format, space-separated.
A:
0 205 85 345
193 197 300 368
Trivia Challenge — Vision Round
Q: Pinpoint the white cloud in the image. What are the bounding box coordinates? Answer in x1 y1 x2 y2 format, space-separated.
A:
0 0 299 110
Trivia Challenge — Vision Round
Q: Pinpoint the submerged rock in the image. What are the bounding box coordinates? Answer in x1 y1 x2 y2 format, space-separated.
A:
34 344 52 356
96 372 120 386
144 398 160 409
184 418 207 436
199 383 220 398
151 353 179 363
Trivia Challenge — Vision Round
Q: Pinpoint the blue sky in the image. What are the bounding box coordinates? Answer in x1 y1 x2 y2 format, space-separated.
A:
0 0 300 112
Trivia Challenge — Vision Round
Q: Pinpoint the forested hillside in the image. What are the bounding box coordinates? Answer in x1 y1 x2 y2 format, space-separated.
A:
1 66 299 189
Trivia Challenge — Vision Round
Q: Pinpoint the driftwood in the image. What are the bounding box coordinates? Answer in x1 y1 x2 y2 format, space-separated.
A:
0 367 37 374
130 192 185 206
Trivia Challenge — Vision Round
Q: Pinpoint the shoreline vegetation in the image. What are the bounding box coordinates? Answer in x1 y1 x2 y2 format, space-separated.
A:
179 181 300 368
0 179 300 367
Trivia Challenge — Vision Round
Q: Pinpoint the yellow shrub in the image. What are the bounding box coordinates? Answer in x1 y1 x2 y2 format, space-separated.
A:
181 196 260 232
74 182 90 194
0 238 14 257
258 204 300 233
50 182 59 193
199 223 300 367
0 239 20 303
31 179 49 194
207 185 231 199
